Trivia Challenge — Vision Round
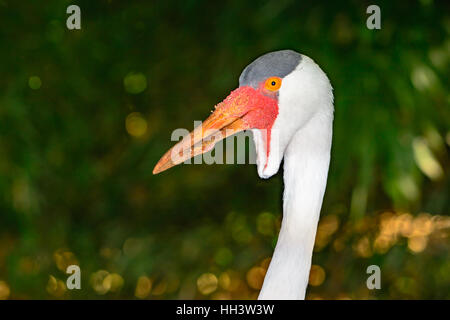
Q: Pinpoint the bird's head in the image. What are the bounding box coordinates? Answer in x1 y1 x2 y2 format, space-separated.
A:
153 50 333 178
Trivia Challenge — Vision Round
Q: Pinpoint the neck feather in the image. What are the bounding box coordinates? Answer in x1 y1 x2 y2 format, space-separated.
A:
258 113 333 300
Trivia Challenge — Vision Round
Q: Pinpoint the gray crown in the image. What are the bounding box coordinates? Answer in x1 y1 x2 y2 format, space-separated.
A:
239 50 302 88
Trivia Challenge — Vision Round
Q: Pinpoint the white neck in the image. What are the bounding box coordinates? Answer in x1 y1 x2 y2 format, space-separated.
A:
258 112 333 300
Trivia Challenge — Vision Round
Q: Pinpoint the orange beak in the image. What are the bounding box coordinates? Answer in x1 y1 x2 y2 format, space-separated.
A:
153 87 256 174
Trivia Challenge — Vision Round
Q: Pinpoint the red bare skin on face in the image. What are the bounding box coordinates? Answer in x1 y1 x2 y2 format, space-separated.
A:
215 86 279 161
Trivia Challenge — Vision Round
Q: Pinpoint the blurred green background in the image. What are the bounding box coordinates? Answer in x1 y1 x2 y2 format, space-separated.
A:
0 0 449 299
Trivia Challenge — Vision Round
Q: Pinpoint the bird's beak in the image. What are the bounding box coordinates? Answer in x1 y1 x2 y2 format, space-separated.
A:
153 87 258 174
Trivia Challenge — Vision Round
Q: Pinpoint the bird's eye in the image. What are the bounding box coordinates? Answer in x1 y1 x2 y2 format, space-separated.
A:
264 77 282 91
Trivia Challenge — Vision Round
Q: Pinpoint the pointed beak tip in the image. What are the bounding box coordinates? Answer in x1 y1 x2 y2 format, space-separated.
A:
152 156 174 175
152 164 162 175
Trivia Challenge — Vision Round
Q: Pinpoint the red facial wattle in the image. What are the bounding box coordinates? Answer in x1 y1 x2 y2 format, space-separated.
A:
213 86 279 161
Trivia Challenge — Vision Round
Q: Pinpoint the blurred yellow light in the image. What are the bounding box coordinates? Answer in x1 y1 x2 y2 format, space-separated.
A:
309 265 326 286
434 215 450 230
197 273 218 295
246 267 266 290
396 213 413 237
46 275 66 297
53 250 78 272
226 271 243 292
318 215 339 236
411 214 434 237
90 270 110 295
0 281 10 300
336 294 352 300
374 235 393 254
103 273 124 293
46 276 57 295
315 214 339 251
424 126 446 153
333 238 345 252
260 257 272 270
211 291 232 300
135 276 152 299
353 236 372 258
408 236 428 253
218 272 231 290
412 138 444 181
379 212 397 236
125 112 148 138
373 212 443 255
306 293 323 300
152 279 168 296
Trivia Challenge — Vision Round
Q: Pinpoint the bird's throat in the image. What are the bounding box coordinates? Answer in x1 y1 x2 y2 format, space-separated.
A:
258 113 333 300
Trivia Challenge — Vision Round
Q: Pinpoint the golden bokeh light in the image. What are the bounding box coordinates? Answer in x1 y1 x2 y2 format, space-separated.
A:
90 270 110 295
0 281 10 300
53 250 79 272
218 272 231 290
309 265 326 287
412 214 434 237
103 273 124 293
135 276 152 299
396 213 414 237
306 293 323 300
197 273 218 295
412 137 444 181
260 257 272 270
408 236 428 253
373 212 448 254
46 275 66 297
332 237 346 252
246 266 266 290
125 112 148 138
226 271 244 292
353 236 372 258
315 214 339 251
152 279 168 296
211 291 232 300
